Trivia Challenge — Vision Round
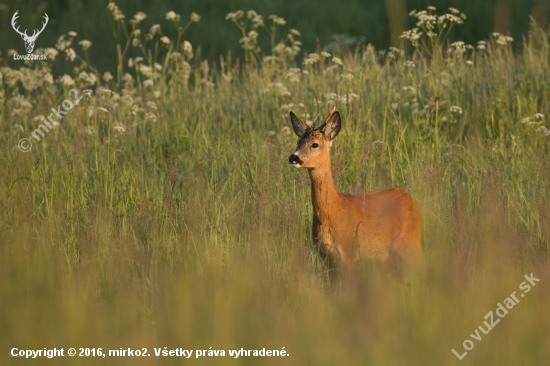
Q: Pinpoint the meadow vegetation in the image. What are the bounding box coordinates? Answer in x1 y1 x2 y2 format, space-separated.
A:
1 4 550 365
0 0 541 65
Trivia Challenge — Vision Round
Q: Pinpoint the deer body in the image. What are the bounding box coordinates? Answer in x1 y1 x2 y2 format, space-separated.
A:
289 110 424 284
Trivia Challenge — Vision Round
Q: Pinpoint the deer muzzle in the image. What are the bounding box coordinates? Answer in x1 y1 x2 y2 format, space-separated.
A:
288 154 303 166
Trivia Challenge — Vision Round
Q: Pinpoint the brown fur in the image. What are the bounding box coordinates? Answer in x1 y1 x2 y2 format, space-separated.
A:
289 110 424 286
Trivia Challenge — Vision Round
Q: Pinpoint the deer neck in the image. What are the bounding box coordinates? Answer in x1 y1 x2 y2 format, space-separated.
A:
308 158 340 223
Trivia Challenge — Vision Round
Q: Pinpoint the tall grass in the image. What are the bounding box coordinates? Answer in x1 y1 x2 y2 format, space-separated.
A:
1 5 550 366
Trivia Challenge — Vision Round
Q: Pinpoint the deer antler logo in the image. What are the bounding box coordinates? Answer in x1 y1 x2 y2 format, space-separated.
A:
11 11 49 54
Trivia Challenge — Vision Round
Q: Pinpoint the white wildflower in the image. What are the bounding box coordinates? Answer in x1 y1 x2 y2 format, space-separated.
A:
342 72 354 81
78 72 97 86
166 11 180 22
44 48 58 60
222 72 233 82
450 105 463 115
58 74 74 87
43 72 54 84
131 11 147 26
401 28 422 42
225 11 244 22
403 86 417 95
252 14 264 28
285 68 301 83
263 56 277 63
139 64 153 78
56 35 71 51
303 53 320 65
190 12 201 22
150 24 161 36
79 40 92 51
65 48 76 62
449 41 466 55
107 2 125 21
493 32 513 46
183 41 193 54
122 73 134 87
269 14 286 26
279 87 291 97
340 93 359 104
113 123 126 133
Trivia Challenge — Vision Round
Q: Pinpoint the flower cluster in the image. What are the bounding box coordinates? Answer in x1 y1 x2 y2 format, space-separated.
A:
130 11 147 26
166 11 180 22
107 2 125 21
268 14 286 26
492 32 514 46
520 113 549 136
400 28 422 46
402 7 466 49
247 10 264 28
272 26 302 59
450 105 463 114
326 92 359 106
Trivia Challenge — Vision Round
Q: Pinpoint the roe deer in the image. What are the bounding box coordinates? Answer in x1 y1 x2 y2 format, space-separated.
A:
288 109 424 286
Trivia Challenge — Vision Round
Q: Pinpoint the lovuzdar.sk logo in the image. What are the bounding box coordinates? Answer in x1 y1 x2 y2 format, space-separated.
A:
11 10 49 61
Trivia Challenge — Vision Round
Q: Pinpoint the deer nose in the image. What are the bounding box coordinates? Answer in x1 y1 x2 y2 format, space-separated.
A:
288 154 303 165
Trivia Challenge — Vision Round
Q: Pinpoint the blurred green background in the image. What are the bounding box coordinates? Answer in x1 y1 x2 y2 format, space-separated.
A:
1 0 549 71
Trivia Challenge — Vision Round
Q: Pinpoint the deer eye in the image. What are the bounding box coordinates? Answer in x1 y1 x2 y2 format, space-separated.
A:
312 143 319 148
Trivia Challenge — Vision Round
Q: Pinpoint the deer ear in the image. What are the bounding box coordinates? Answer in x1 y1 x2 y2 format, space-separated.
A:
322 111 341 140
289 111 307 138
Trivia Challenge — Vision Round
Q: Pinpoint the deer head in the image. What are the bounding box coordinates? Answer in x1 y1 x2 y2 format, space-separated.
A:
288 108 342 169
11 11 49 54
